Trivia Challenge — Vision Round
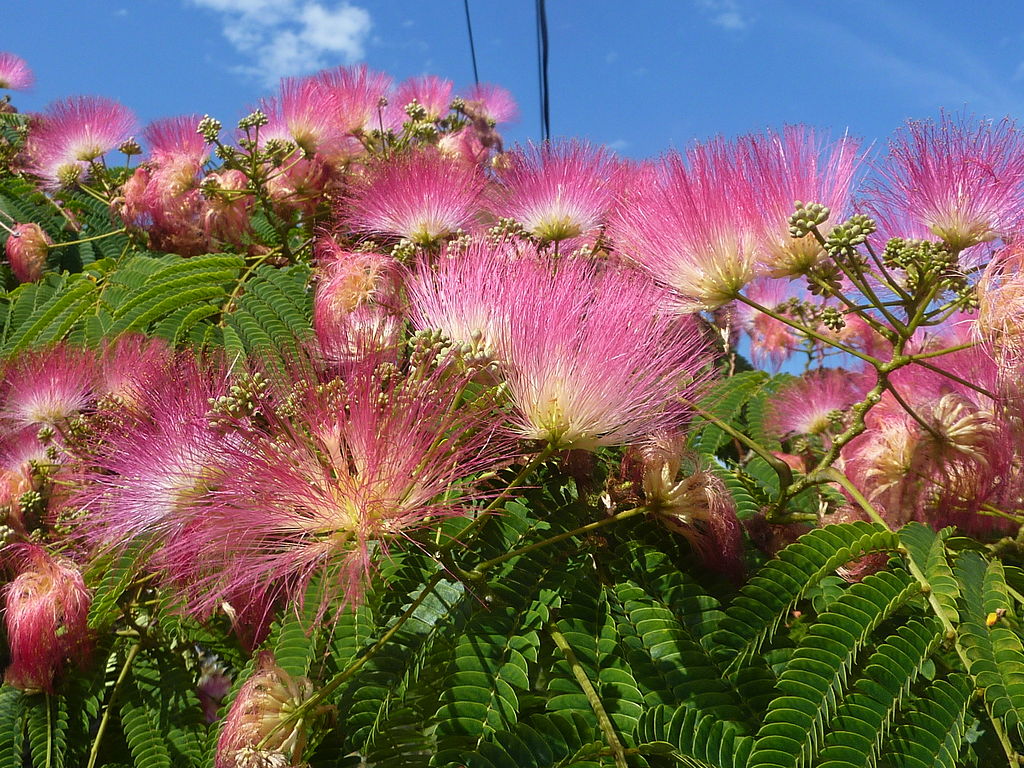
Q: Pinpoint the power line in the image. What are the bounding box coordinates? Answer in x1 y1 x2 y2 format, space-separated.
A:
463 0 480 86
535 0 551 141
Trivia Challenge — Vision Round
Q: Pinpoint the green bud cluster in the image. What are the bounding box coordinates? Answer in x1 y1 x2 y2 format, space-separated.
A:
237 110 269 130
824 215 877 257
403 99 428 121
390 239 418 261
788 201 830 238
820 306 846 332
197 115 222 142
486 217 528 245
263 137 296 164
208 372 268 423
882 237 960 293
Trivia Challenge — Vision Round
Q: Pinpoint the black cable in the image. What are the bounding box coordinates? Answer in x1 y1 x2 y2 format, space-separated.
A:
535 0 551 141
463 0 480 86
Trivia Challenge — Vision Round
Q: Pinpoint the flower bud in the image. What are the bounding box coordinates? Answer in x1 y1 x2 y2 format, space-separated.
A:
4 223 51 283
215 652 314 768
3 545 91 693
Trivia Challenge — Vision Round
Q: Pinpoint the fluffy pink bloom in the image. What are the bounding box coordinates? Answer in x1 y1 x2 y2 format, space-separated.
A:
608 140 759 310
461 83 518 125
407 239 525 354
390 75 453 122
265 155 331 218
215 652 313 768
260 77 344 158
26 96 136 187
162 356 509 616
498 259 713 449
730 279 802 370
0 344 98 431
866 113 1024 251
3 545 91 693
489 141 620 244
4 222 51 283
437 126 489 166
144 114 207 167
767 368 866 439
341 150 486 244
977 243 1024 365
315 64 395 134
96 334 172 407
0 52 33 91
741 126 863 276
0 429 48 535
71 354 229 546
313 245 405 364
203 169 252 244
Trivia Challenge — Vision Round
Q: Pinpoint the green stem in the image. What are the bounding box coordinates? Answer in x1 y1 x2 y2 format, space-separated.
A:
50 228 126 249
87 643 140 768
734 292 883 366
547 624 628 768
908 342 977 361
44 692 52 768
681 397 793 489
471 506 647 574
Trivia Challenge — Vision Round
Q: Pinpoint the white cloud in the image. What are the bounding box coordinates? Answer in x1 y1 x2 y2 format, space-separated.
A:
189 0 371 86
694 0 749 31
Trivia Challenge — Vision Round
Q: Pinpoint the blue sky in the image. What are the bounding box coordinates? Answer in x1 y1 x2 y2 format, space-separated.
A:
4 1 1024 158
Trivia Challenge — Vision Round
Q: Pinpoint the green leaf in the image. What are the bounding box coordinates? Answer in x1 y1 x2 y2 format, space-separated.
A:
636 704 753 768
0 687 24 768
883 674 973 768
898 523 959 624
746 568 920 768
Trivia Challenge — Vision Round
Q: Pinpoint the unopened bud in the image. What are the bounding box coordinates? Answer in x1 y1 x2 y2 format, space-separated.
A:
5 222 51 283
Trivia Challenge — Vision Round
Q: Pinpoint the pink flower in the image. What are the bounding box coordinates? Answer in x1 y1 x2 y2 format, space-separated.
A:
4 222 51 283
608 140 759 310
0 429 48 535
489 140 620 244
144 114 207 167
341 149 486 245
0 344 98 431
767 368 866 439
162 356 509 616
313 244 405 364
96 334 173 408
71 354 229 546
390 75 453 122
202 169 252 244
315 64 394 134
730 279 802 370
3 545 91 693
498 259 713 449
407 239 525 355
0 52 33 91
260 76 345 158
741 126 863 276
215 652 313 768
976 243 1024 365
26 96 136 187
461 83 518 125
866 112 1024 251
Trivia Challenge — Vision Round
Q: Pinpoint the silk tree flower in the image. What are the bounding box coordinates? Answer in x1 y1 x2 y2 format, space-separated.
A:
143 114 208 199
4 222 51 283
461 83 519 125
977 243 1024 365
488 140 620 244
730 278 802 370
390 75 454 123
3 544 90 693
0 52 33 90
766 368 866 440
70 354 230 547
313 244 405 364
0 428 49 535
741 126 863 276
618 434 744 580
407 239 527 356
202 169 252 244
215 652 314 768
161 356 510 617
96 334 172 409
865 112 1024 251
607 139 760 310
315 64 395 135
341 149 486 245
0 343 98 432
25 96 136 187
260 76 345 160
498 259 713 450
